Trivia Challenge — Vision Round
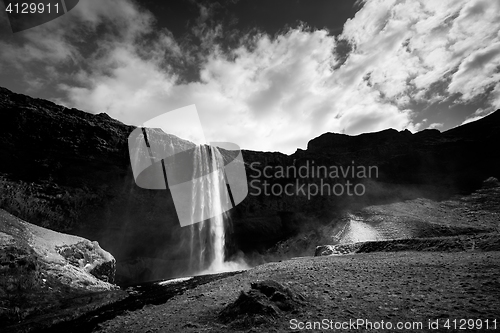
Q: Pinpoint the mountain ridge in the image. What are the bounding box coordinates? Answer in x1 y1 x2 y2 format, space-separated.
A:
1 86 499 284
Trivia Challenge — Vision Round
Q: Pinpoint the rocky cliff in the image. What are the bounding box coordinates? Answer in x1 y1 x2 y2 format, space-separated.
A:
0 86 499 284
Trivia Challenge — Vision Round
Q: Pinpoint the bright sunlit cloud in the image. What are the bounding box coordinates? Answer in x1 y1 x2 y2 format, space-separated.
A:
0 0 499 153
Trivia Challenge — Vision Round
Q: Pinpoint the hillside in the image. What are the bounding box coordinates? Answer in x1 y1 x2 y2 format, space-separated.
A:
0 86 499 284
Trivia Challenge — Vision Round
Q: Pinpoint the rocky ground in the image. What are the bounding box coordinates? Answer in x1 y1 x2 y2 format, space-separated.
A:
267 177 500 259
2 178 498 333
91 178 500 333
2 176 498 333
94 249 500 333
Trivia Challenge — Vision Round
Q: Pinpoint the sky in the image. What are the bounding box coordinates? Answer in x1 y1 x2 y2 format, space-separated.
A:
0 0 499 153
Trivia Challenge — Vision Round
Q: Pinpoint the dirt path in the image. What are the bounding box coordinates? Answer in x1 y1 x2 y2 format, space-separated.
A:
94 251 500 333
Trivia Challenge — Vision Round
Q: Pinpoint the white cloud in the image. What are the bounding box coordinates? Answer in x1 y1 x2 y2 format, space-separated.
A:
0 0 153 65
491 83 500 110
449 42 500 100
1 0 500 153
427 123 443 130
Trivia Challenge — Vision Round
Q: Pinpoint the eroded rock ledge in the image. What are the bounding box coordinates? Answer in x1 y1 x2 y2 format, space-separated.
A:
0 209 126 331
315 233 500 257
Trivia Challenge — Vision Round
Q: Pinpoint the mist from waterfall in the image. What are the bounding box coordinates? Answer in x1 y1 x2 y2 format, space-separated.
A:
336 213 382 244
188 145 248 275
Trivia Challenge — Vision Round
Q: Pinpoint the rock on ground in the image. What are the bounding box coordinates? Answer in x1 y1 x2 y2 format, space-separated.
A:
0 209 125 331
218 279 306 328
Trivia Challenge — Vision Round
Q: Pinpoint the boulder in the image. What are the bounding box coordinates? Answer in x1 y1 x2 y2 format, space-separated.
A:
315 245 336 256
56 240 116 283
219 279 305 327
0 209 124 328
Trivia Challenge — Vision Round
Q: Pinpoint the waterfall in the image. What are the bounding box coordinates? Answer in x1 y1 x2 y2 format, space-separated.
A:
128 127 248 279
187 145 246 274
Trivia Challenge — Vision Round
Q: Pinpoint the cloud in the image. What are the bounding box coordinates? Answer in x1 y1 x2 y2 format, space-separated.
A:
448 42 500 101
1 0 500 153
60 24 417 152
340 0 500 104
461 108 496 125
427 123 443 130
0 0 153 64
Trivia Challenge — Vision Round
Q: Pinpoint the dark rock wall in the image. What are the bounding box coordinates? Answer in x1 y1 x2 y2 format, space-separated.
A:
0 86 499 284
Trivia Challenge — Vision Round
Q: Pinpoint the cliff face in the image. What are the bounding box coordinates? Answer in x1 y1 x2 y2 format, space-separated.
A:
234 112 500 254
301 114 500 188
0 86 499 284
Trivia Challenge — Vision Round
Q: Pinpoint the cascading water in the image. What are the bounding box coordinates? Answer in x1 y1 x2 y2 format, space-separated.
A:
128 127 248 281
187 145 246 274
